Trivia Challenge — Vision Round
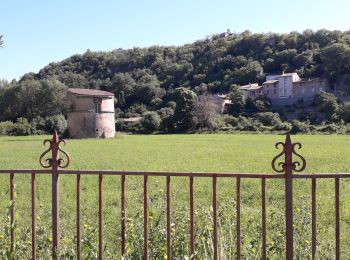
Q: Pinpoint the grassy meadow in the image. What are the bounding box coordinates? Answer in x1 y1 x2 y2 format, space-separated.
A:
0 133 350 259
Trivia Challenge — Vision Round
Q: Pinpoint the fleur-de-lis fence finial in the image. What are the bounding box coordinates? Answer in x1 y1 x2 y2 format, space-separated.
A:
39 130 71 169
271 132 306 173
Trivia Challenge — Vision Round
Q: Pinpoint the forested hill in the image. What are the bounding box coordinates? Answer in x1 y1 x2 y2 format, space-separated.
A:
37 29 350 91
1 29 350 124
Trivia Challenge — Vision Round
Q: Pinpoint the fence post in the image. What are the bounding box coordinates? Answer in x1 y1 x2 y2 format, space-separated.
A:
272 132 306 260
39 130 71 259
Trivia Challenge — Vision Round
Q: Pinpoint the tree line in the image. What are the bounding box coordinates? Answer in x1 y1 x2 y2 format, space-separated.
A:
1 29 350 134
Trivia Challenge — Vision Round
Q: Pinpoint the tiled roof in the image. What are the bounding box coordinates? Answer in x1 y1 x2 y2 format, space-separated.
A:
67 88 114 97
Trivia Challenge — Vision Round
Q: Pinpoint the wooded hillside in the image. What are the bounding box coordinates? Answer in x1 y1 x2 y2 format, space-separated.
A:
1 29 350 134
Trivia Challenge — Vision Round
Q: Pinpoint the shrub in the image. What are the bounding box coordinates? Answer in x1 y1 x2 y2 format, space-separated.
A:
0 121 14 136
221 115 239 128
44 114 67 135
273 121 292 131
10 118 32 136
318 123 341 133
31 116 46 134
141 112 161 133
290 120 316 134
255 112 282 126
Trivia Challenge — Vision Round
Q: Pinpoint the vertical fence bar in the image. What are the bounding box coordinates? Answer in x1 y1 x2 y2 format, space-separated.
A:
189 176 195 259
284 135 293 260
212 176 218 260
236 177 241 260
76 174 81 260
312 177 316 260
32 173 36 260
98 174 103 260
166 176 171 260
335 177 340 260
51 131 60 259
261 178 266 260
144 175 148 260
10 172 15 253
121 175 126 257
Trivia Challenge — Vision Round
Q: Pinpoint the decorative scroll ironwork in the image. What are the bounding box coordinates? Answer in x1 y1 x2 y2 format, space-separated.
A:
271 132 306 173
39 131 71 169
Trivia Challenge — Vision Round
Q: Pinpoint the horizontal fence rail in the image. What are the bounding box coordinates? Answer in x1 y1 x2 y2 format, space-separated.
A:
0 131 346 259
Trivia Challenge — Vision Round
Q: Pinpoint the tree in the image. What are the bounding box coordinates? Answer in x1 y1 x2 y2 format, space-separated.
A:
0 35 3 47
15 79 67 120
314 92 339 119
250 95 271 112
194 95 220 130
228 85 245 115
172 87 198 131
337 103 350 123
321 43 350 81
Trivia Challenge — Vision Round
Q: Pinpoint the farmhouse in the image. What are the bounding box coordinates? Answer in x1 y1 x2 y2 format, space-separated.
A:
67 88 115 138
240 72 327 105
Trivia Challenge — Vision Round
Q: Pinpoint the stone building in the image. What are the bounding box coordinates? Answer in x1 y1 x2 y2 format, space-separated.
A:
239 72 327 105
67 88 115 138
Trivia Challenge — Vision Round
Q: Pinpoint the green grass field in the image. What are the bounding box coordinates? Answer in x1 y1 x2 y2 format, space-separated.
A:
0 133 350 259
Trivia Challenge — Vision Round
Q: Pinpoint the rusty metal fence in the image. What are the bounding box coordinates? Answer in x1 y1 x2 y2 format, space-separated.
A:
0 131 345 259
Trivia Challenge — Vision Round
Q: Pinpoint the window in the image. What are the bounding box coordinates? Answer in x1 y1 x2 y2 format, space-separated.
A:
312 87 315 92
267 90 270 95
274 89 277 94
284 89 287 94
93 98 102 113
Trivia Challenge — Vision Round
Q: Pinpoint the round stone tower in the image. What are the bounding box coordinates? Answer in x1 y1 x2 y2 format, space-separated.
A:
67 88 115 138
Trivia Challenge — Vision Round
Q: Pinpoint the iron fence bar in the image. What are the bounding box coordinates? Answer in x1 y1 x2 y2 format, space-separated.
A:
4 170 350 178
51 133 60 260
31 173 36 260
76 174 81 260
335 178 340 260
213 176 218 260
189 176 195 259
166 176 172 260
312 177 316 260
236 177 241 260
57 170 285 178
98 174 103 260
261 177 266 260
284 135 294 260
144 175 148 260
0 170 50 174
121 175 126 257
10 172 15 253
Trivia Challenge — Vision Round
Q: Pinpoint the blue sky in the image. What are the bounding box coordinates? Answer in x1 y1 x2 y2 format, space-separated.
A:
0 0 349 80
